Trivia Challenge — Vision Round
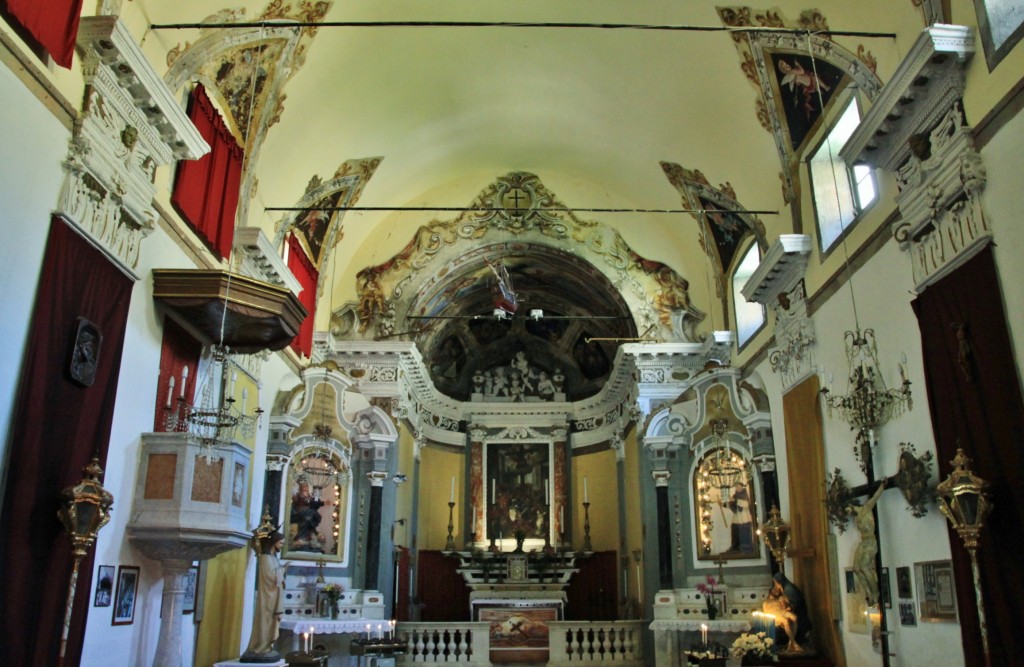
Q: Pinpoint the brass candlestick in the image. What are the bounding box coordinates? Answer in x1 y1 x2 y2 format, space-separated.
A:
444 501 457 552
582 501 593 552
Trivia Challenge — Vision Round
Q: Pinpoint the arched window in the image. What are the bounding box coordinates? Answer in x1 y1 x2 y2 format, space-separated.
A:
732 242 766 348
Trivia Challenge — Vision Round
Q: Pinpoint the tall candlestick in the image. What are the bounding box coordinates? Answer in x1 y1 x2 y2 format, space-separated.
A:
583 476 589 503
450 476 455 503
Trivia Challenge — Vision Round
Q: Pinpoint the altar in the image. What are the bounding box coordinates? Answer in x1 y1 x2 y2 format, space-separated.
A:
278 618 380 667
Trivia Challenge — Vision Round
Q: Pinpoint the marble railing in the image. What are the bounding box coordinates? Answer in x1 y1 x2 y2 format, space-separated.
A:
395 620 645 665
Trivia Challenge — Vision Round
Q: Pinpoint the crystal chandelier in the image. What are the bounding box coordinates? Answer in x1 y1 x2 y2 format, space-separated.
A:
165 345 263 460
820 329 912 471
697 419 748 553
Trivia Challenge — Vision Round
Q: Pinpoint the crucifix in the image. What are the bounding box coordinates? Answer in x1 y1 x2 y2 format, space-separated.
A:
713 557 728 584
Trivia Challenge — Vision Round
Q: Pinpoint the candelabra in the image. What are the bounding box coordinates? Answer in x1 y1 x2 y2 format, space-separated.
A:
57 458 114 666
582 501 593 552
820 329 912 472
445 501 457 551
936 448 992 667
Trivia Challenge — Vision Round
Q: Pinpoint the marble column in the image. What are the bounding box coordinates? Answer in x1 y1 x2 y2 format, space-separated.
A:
653 470 673 589
153 559 192 667
364 471 388 590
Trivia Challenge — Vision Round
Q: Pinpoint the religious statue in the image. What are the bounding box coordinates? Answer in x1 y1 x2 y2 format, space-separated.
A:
290 476 325 552
850 479 887 606
763 572 812 653
241 527 288 662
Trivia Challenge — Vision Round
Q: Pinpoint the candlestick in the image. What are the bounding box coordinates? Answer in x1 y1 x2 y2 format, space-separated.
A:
445 501 457 551
582 501 592 552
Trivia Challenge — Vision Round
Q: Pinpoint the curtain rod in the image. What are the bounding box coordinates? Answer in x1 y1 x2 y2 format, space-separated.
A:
264 206 779 215
148 20 895 39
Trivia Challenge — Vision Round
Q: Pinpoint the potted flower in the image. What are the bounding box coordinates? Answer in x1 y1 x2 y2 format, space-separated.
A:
695 575 720 620
323 583 343 619
731 631 775 665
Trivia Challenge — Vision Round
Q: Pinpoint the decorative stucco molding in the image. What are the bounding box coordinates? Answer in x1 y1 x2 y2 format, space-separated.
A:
58 16 208 275
233 227 303 295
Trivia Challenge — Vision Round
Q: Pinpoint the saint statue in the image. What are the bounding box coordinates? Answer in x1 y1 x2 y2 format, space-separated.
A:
241 529 288 663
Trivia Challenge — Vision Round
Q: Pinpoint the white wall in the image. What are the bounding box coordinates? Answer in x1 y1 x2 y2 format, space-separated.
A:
811 238 960 667
0 64 69 477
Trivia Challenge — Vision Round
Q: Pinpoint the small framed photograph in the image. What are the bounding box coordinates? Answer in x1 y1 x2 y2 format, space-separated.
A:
94 565 115 607
896 565 913 599
880 567 892 609
112 566 140 626
183 565 199 614
899 600 917 626
915 560 958 622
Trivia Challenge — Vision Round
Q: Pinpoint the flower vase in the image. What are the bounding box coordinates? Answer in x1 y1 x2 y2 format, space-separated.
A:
330 605 339 620
707 605 718 620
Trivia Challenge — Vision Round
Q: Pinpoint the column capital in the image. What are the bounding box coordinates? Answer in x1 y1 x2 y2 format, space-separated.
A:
366 471 389 487
652 470 671 487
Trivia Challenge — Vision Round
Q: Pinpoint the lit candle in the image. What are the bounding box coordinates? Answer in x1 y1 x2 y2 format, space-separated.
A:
180 365 189 397
583 477 589 503
377 623 383 639
302 632 307 653
390 619 395 640
701 623 708 646
166 376 175 407
366 623 371 640
450 476 455 503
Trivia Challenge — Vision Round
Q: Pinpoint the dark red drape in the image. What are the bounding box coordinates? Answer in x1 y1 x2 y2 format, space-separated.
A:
911 245 1024 667
0 217 134 666
287 233 318 357
171 84 243 259
416 550 470 621
152 317 202 431
565 551 618 621
1 0 84 68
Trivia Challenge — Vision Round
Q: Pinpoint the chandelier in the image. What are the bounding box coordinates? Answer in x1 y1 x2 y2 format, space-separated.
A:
820 329 912 471
165 345 263 460
704 419 746 489
299 426 349 493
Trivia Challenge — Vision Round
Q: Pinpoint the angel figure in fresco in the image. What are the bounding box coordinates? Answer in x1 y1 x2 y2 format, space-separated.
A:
356 268 387 333
653 266 690 328
778 58 831 121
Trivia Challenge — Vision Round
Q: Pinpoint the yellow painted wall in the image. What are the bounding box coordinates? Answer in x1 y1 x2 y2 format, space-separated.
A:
417 446 464 550
571 448 619 553
194 547 248 666
394 427 415 548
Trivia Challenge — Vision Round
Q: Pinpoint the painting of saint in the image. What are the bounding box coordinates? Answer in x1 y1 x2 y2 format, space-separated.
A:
699 198 748 273
293 188 347 268
487 442 551 541
769 52 847 151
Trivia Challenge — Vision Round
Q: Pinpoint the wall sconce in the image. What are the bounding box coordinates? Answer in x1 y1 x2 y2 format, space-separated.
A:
56 458 114 666
759 505 792 573
936 448 992 667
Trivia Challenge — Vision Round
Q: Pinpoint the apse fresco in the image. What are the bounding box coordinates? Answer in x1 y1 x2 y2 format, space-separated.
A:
769 52 847 151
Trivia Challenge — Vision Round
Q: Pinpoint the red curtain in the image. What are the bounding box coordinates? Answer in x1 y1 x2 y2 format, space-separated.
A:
911 245 1024 667
1 0 84 68
287 233 318 357
0 217 133 666
417 551 470 621
152 317 202 431
171 84 243 259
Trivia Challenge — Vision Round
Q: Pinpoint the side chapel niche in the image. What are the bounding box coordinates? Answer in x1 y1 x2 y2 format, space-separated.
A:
269 366 396 564
645 369 775 566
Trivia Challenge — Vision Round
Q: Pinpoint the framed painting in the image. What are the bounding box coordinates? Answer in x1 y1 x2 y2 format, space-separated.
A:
915 560 958 622
765 50 849 155
973 0 1024 70
183 564 199 614
896 565 913 599
93 565 114 607
482 606 556 664
112 565 140 625
486 441 552 544
899 600 917 626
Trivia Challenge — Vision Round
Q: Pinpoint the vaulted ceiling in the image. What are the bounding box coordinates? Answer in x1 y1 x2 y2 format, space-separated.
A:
131 0 923 374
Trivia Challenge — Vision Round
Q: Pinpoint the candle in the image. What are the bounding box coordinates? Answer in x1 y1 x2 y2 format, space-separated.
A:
302 632 307 653
166 376 175 407
377 623 383 639
559 505 564 531
230 372 237 396
545 481 549 505
450 476 455 503
241 387 248 413
471 504 476 532
366 623 371 640
583 476 589 503
701 623 708 646
390 619 395 640
180 366 188 397
491 479 496 504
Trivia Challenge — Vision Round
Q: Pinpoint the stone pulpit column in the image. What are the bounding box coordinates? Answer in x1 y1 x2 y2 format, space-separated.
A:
652 469 673 589
364 471 389 590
